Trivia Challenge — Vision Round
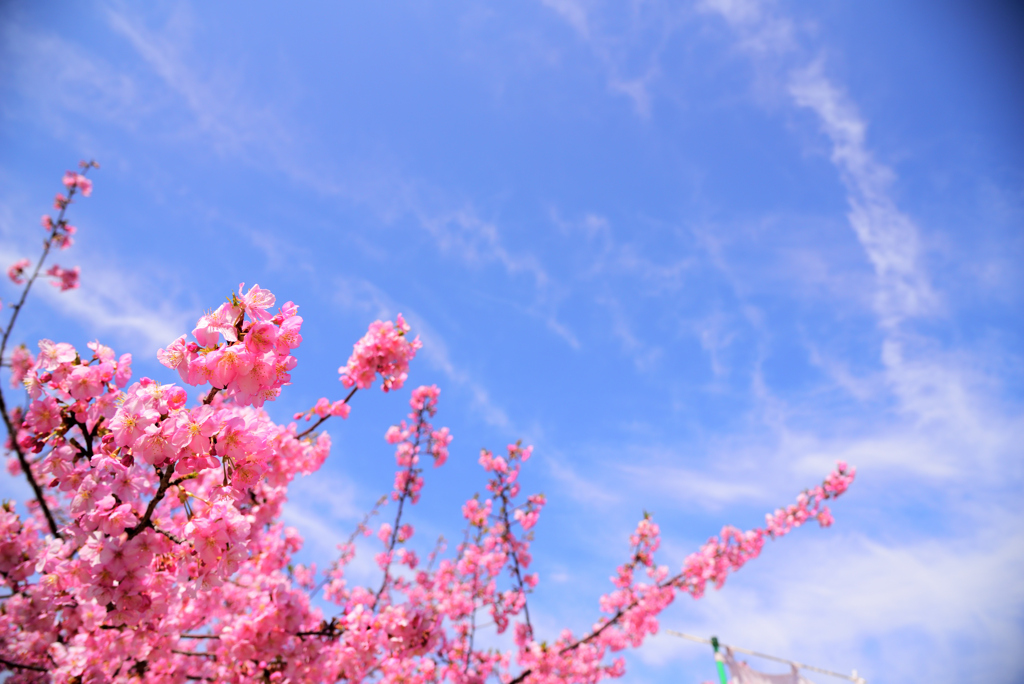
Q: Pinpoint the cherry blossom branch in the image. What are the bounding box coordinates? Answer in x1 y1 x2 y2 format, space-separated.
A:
503 569 684 684
507 464 855 684
124 389 238 542
70 417 101 460
0 164 92 359
0 165 95 539
296 386 357 440
461 521 486 675
0 176 857 684
496 478 533 635
373 404 428 606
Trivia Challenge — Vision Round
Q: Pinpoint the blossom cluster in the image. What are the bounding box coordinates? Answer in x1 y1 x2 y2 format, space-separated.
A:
1 321 337 678
763 461 854 536
45 264 79 291
0 167 857 684
156 285 302 408
339 313 421 392
679 461 856 600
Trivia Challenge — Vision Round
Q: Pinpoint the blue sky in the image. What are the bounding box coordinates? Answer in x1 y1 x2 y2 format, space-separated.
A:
1 1 1022 682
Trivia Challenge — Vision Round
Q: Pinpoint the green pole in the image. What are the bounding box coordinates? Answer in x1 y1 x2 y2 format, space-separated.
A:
711 636 729 684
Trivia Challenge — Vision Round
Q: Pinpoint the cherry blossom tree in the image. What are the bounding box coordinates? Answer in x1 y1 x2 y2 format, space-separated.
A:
0 166 856 683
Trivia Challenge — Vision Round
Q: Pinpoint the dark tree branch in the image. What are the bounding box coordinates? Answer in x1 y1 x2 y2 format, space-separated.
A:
0 655 48 672
126 464 176 540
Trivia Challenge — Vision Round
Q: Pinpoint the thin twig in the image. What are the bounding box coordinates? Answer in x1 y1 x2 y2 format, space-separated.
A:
0 168 89 360
153 524 185 544
0 389 61 537
373 404 428 606
496 472 533 635
171 649 216 659
310 494 387 599
295 386 357 440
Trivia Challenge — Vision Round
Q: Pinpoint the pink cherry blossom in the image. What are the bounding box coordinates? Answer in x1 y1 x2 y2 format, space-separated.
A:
37 339 76 371
9 346 34 388
114 352 133 388
244 320 278 353
45 263 79 291
7 258 30 285
25 396 61 435
156 334 188 371
0 166 858 683
339 313 422 392
109 392 159 448
66 365 104 400
238 282 276 321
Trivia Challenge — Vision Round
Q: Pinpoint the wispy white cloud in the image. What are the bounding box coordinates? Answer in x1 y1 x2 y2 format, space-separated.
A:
788 64 937 327
552 210 694 291
778 54 1016 489
417 206 550 291
697 0 796 55
104 5 293 158
540 0 592 40
692 310 738 380
538 0 681 116
699 1 936 326
620 462 767 510
286 471 366 525
646 9 1024 682
282 502 382 587
804 340 880 402
0 22 144 139
641 530 1024 682
597 296 663 372
546 457 621 505
333 276 395 323
407 312 514 432
549 210 701 368
107 10 578 350
410 203 579 349
11 6 578 356
38 268 190 356
697 0 1007 470
242 228 316 276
